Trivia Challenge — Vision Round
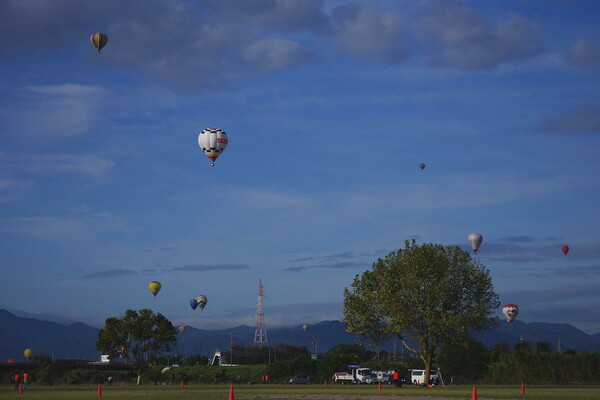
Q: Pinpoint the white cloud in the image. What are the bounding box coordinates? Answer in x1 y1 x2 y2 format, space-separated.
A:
0 176 33 202
331 4 411 62
0 213 127 242
568 37 600 70
2 152 114 178
242 38 314 73
414 2 544 69
536 103 600 133
1 84 107 140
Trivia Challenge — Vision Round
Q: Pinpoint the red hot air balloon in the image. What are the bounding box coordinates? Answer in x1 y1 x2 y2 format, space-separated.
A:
562 245 569 256
179 326 186 334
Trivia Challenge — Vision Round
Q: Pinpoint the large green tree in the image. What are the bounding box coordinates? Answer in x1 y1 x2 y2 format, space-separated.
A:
97 309 178 384
343 241 499 385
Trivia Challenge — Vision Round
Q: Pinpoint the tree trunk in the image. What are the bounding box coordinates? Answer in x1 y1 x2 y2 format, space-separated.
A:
422 353 432 385
137 373 142 385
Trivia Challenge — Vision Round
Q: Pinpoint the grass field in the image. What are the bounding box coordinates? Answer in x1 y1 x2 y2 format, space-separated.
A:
1 383 599 400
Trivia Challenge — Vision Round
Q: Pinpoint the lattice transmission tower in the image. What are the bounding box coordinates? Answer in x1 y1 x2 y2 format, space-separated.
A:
253 279 268 347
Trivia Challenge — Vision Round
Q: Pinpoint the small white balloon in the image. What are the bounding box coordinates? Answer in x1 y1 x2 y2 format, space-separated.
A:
467 233 483 254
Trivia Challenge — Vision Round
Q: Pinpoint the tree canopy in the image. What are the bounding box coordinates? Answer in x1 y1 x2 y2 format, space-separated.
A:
343 241 499 384
96 309 178 384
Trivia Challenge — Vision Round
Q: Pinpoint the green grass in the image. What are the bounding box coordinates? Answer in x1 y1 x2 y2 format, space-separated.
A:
2 383 599 400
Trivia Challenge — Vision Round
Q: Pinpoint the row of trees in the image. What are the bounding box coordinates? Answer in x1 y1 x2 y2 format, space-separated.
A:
5 339 600 385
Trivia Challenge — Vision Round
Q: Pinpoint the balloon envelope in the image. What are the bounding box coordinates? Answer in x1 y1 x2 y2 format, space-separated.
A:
198 128 228 166
419 163 425 170
468 233 483 254
562 245 569 255
302 324 309 332
197 295 208 310
179 326 186 334
90 33 108 53
24 348 34 360
190 299 198 310
148 281 162 297
502 304 519 323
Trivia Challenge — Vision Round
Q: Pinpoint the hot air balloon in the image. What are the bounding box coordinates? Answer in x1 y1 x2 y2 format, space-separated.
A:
90 33 108 53
23 348 34 361
419 163 425 170
468 233 483 254
302 324 309 332
502 304 519 323
196 295 207 310
198 128 228 166
148 281 162 297
190 299 198 310
562 245 569 256
179 326 186 334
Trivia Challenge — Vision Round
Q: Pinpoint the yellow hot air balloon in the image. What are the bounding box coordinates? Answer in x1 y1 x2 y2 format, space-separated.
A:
148 281 162 297
196 295 207 310
24 348 34 361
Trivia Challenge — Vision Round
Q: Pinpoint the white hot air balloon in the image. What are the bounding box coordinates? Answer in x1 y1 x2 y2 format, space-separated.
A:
467 233 483 254
198 128 228 166
302 324 309 332
502 304 519 323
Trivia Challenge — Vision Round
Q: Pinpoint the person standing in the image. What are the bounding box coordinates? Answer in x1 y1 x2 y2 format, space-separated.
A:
23 372 29 390
13 373 20 390
392 370 399 388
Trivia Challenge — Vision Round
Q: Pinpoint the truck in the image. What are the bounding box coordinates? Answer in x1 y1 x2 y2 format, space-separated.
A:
332 372 353 384
333 365 375 384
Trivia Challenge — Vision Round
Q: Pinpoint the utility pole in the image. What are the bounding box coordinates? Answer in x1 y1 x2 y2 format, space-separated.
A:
230 333 235 366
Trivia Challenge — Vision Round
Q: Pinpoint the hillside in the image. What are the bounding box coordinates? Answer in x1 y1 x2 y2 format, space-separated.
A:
1 309 598 362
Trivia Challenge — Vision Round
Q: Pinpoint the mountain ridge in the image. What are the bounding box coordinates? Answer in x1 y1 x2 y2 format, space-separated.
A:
1 309 598 362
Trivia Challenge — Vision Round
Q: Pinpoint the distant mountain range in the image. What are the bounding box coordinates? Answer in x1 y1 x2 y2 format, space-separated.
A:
1 309 598 362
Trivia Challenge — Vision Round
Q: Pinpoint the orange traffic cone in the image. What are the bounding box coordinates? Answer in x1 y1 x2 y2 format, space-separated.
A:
19 384 23 394
378 382 382 391
471 385 477 400
97 383 102 397
229 384 235 400
521 382 525 394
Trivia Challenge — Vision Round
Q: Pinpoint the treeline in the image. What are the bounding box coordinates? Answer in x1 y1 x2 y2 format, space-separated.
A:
3 341 600 385
432 340 600 384
162 341 600 385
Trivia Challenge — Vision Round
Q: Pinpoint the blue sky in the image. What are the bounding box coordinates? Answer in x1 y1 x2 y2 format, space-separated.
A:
1 0 600 336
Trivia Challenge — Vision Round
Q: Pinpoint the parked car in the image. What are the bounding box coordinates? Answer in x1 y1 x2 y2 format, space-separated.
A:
289 375 311 384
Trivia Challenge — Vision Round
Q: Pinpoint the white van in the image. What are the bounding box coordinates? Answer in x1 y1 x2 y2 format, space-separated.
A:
410 369 440 385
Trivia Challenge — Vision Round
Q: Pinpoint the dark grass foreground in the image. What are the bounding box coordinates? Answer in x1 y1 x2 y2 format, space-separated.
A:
1 383 599 400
